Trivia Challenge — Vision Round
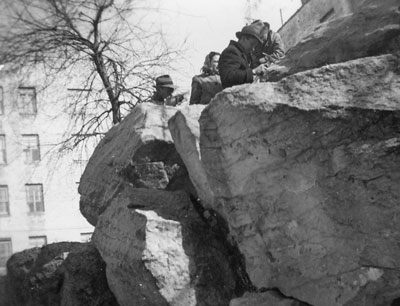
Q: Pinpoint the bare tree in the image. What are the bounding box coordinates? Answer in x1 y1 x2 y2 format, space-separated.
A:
0 0 185 150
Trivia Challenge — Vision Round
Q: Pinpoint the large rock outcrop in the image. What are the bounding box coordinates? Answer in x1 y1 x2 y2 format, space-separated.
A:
265 0 400 81
190 53 400 306
168 105 215 207
93 188 237 306
80 104 243 306
79 104 196 225
75 1 400 305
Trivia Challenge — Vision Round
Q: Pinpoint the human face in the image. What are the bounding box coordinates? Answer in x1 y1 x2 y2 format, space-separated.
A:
157 86 173 99
248 37 261 52
210 54 220 73
239 35 260 53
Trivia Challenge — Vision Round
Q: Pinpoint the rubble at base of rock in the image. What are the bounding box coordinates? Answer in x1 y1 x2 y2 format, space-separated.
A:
5 242 119 306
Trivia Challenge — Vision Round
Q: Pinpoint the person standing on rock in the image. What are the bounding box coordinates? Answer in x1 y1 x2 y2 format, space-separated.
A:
189 51 223 105
150 75 184 106
219 20 268 89
251 20 285 68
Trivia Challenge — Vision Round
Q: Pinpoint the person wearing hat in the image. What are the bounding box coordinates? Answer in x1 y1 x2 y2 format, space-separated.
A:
151 75 184 106
219 20 268 89
251 20 285 69
189 51 223 105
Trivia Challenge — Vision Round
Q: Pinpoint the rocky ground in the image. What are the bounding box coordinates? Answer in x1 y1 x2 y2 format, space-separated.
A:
4 242 119 306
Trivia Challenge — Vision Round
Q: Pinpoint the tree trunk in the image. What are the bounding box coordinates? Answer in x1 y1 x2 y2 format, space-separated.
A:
93 54 121 124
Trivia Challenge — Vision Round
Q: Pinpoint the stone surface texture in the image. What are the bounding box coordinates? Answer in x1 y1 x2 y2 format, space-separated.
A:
229 291 306 306
197 54 400 306
79 103 195 226
264 0 400 81
5 242 118 306
81 104 238 306
92 188 236 306
169 105 215 207
74 1 400 305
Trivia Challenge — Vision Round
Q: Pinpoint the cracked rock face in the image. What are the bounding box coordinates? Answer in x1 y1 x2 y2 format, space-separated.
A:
81 105 238 306
77 2 400 304
265 0 400 81
168 105 215 207
229 291 307 306
196 54 400 306
78 104 195 226
92 188 236 306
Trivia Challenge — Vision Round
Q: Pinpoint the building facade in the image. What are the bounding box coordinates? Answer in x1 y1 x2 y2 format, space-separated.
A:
0 67 94 275
278 0 368 50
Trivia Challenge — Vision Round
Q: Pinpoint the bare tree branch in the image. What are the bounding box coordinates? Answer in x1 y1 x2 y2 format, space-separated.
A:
0 0 185 153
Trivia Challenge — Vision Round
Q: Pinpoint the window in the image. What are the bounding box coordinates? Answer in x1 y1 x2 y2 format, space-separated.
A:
0 135 6 164
67 88 91 106
0 186 9 215
22 135 40 163
18 87 37 114
26 184 44 213
0 239 12 267
29 236 47 248
80 232 93 243
320 8 335 23
67 88 98 117
0 86 3 115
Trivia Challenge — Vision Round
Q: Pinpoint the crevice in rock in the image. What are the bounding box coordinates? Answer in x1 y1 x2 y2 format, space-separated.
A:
262 288 314 306
132 140 181 164
189 194 255 296
119 143 178 189
118 140 197 194
189 195 318 305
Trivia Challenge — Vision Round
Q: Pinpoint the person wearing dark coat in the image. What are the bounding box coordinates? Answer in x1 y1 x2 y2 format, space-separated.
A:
150 75 184 106
189 51 223 105
219 20 268 89
251 20 285 68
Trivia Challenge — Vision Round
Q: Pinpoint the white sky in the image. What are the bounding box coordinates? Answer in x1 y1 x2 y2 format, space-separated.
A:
148 0 302 92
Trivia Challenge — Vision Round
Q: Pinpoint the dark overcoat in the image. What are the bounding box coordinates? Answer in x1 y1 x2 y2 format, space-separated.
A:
219 40 253 89
189 73 222 105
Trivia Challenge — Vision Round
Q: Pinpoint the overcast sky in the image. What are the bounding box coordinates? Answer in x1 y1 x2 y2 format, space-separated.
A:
149 0 302 92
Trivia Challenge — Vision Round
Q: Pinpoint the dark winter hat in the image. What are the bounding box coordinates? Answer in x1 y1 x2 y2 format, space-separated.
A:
235 20 265 43
154 75 177 89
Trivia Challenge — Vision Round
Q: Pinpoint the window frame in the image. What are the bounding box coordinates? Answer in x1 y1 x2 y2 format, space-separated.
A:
0 86 4 115
0 238 12 268
28 235 47 248
22 134 41 163
18 87 37 115
25 184 44 213
0 135 6 164
0 185 10 216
